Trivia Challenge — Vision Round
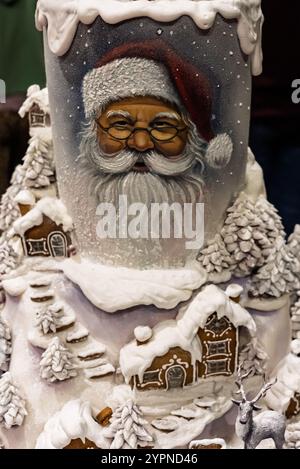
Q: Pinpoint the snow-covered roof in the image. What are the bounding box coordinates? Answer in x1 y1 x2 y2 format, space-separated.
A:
19 85 50 118
120 284 256 383
13 197 73 235
35 399 109 449
36 0 263 75
265 352 300 413
15 190 36 206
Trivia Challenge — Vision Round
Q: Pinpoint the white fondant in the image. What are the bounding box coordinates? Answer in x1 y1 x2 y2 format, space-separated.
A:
35 0 263 75
225 283 243 298
291 339 300 357
36 399 109 449
243 294 289 313
120 284 256 384
243 148 267 202
62 256 207 312
134 326 152 343
77 343 106 359
189 438 226 448
14 190 35 207
84 364 115 379
13 197 73 236
1 277 28 297
66 324 89 343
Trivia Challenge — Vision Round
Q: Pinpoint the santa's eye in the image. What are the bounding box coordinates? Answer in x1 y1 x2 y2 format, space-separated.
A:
111 120 131 128
153 121 176 128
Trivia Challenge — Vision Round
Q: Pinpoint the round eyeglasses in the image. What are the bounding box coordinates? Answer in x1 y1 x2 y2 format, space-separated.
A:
96 121 187 143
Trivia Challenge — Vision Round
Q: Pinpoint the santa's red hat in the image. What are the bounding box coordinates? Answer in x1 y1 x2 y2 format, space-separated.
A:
82 40 233 169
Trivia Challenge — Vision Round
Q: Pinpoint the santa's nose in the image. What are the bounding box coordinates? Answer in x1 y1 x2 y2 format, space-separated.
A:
127 129 155 152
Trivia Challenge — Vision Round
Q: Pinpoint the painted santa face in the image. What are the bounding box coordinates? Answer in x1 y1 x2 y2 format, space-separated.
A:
96 97 189 169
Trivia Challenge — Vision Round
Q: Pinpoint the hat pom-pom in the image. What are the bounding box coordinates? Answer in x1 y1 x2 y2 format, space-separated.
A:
205 133 233 169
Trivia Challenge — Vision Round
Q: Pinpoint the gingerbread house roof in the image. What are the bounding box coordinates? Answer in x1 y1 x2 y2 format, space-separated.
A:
13 197 73 236
265 345 300 413
19 85 50 118
36 399 108 449
119 284 256 384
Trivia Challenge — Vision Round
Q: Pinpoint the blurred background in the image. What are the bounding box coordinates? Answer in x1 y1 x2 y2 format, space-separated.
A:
0 0 299 235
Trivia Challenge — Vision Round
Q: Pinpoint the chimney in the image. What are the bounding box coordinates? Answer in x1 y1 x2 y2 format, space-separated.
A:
225 284 243 304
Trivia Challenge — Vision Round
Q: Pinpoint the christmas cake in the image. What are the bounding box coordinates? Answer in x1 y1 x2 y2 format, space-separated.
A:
0 0 298 449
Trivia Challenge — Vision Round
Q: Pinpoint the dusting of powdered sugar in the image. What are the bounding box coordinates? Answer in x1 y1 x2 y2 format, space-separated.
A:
35 0 263 75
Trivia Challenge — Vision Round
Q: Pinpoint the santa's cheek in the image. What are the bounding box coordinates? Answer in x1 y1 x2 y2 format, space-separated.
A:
158 139 187 158
98 137 125 155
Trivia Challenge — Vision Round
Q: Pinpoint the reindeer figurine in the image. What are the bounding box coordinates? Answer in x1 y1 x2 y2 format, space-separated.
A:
232 368 286 449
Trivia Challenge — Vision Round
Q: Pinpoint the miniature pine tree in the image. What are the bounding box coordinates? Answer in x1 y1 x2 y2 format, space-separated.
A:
0 318 11 374
239 339 268 377
221 196 264 277
0 242 19 276
197 234 233 277
291 292 300 339
22 136 54 189
40 337 77 383
0 372 27 429
0 165 25 238
287 224 300 259
35 303 64 335
249 239 300 298
103 400 153 449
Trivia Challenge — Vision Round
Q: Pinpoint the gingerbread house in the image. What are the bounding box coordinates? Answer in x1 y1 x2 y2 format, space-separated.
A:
13 191 73 258
19 85 50 129
265 340 300 419
120 284 256 392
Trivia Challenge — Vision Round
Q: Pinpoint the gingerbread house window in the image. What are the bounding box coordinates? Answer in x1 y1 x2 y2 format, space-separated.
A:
206 359 230 376
143 370 160 384
49 232 67 257
206 340 230 357
205 314 231 336
27 239 48 256
30 111 47 128
166 365 186 389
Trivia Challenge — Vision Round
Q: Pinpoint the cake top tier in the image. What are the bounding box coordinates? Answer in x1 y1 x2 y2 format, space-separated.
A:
36 0 263 75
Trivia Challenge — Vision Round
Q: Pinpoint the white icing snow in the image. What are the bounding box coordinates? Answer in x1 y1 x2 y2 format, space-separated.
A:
18 85 50 118
14 190 35 207
134 326 152 343
77 343 106 359
291 339 300 357
35 399 109 449
1 277 28 297
225 283 243 298
35 0 263 75
189 438 226 448
84 364 115 379
66 324 89 343
120 284 256 383
12 197 73 236
265 352 300 413
62 256 207 312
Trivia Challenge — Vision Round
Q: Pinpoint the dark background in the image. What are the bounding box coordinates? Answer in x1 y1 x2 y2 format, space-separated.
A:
0 0 299 235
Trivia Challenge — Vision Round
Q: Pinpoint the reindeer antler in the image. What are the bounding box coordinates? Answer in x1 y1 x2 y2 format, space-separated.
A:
234 364 252 401
250 375 277 404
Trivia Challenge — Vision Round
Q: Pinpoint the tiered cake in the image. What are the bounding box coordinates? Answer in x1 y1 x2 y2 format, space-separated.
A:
0 0 299 450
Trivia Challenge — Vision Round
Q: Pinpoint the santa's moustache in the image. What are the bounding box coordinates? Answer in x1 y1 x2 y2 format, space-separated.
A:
77 118 209 207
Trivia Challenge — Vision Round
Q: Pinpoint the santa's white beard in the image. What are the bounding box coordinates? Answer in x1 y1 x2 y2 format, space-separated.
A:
77 118 206 208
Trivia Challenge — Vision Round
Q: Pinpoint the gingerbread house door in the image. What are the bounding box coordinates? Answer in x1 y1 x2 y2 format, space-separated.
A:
48 232 67 257
166 365 186 389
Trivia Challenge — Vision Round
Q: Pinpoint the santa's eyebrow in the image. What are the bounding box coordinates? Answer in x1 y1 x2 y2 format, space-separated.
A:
151 111 182 122
106 110 133 121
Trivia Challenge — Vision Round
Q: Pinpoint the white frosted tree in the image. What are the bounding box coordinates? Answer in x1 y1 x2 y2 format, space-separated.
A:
221 195 286 278
22 137 54 188
0 373 27 429
291 292 300 339
40 337 77 383
0 243 19 276
103 400 153 449
0 318 11 374
249 239 300 298
197 234 233 278
0 165 25 239
239 339 268 377
287 225 300 259
35 303 63 335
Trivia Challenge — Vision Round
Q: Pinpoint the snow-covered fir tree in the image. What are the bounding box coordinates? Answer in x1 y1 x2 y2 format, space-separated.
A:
35 303 64 335
287 224 300 259
285 420 300 449
103 400 153 449
0 165 25 239
219 194 286 278
291 292 300 340
0 318 11 374
0 372 27 429
197 233 233 278
40 337 77 383
239 339 268 377
0 242 19 276
22 136 54 189
249 239 300 298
